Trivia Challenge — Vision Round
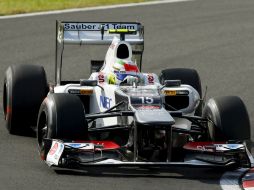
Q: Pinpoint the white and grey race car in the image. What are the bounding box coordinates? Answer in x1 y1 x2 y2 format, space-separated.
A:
3 21 253 169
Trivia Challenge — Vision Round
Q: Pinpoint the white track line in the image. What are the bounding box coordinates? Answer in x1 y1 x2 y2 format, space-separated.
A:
220 169 248 190
0 0 193 20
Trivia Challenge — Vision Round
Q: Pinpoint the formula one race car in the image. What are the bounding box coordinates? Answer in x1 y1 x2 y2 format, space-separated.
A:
3 21 253 170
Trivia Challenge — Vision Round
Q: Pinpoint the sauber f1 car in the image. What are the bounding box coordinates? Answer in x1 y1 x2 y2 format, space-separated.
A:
3 21 253 170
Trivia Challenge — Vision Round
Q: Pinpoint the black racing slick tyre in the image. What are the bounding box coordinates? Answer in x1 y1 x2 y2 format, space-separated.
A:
159 68 202 115
37 93 88 159
3 64 48 135
203 96 251 143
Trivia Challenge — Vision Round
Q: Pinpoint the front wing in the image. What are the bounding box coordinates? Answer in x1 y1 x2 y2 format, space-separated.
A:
43 139 254 170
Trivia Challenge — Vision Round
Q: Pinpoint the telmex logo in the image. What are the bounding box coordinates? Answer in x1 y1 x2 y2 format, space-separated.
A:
49 142 58 155
64 23 137 30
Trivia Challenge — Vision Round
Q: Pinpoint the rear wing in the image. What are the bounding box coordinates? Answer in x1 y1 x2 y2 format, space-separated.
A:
57 21 144 45
55 21 144 85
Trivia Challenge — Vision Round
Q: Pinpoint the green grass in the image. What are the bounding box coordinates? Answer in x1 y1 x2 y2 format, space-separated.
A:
0 0 150 16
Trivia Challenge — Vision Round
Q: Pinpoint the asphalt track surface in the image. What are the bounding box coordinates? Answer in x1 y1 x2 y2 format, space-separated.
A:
0 0 254 189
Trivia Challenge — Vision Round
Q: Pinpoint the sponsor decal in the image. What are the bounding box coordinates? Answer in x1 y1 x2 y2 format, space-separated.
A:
183 142 224 151
100 95 112 109
65 143 94 150
108 73 116 85
98 74 105 83
68 89 93 95
164 90 189 96
73 140 120 150
46 141 64 166
176 90 189 95
164 90 177 96
49 142 58 155
68 89 80 94
80 89 93 95
215 144 244 151
196 145 215 152
183 142 244 153
64 23 97 30
64 23 137 31
147 74 154 84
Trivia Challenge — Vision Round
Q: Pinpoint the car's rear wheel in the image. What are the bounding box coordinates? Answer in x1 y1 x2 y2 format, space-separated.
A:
3 64 48 135
37 93 88 160
203 96 251 149
159 68 202 115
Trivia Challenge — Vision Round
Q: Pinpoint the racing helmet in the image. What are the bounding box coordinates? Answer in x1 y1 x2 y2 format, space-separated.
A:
112 59 139 81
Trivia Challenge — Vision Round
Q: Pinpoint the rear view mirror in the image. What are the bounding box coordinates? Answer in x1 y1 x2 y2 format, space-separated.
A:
80 79 97 86
164 80 181 87
161 80 181 90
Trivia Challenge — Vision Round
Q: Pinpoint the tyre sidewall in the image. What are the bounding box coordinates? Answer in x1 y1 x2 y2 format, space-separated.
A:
4 65 48 134
203 96 250 141
4 67 14 132
37 93 87 140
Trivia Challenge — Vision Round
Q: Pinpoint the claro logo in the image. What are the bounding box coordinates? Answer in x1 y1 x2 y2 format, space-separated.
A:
100 95 112 109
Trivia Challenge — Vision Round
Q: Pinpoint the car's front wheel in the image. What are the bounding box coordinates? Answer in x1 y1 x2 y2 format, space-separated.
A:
37 93 88 160
203 96 251 149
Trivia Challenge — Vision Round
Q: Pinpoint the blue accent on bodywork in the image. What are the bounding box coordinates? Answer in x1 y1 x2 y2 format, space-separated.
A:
100 95 112 109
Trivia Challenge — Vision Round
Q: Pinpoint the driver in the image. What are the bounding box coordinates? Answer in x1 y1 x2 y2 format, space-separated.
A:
108 59 140 85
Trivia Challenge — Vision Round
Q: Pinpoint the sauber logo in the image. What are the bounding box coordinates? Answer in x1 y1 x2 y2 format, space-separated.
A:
64 23 137 31
100 95 112 109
